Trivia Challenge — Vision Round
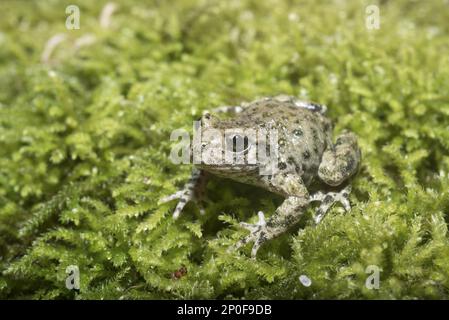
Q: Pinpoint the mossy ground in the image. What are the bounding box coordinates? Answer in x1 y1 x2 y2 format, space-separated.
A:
1 0 449 299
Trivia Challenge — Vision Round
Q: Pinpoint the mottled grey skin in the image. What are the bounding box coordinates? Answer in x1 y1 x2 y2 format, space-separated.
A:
160 95 361 258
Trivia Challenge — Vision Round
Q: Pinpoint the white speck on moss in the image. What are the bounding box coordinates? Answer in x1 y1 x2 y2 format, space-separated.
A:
299 275 312 287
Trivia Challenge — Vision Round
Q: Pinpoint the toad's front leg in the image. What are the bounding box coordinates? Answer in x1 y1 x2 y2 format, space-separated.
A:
233 195 309 258
159 168 208 218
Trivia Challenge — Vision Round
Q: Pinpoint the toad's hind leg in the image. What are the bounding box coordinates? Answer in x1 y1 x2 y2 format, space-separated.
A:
318 130 361 187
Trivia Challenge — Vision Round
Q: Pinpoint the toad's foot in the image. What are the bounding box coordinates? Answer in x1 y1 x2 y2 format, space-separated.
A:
232 211 269 258
231 196 308 258
158 168 208 219
309 185 352 224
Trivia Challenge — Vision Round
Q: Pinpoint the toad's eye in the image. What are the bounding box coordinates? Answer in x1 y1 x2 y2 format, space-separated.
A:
226 134 251 154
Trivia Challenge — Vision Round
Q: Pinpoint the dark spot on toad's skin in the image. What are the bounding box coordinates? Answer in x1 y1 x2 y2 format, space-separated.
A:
287 157 301 174
278 162 287 170
303 150 311 160
285 214 295 225
278 216 293 229
323 195 333 204
258 233 267 243
335 138 343 146
312 128 319 142
293 128 303 136
345 158 355 173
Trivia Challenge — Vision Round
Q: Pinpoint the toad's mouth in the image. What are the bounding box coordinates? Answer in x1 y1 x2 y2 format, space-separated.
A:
197 163 259 173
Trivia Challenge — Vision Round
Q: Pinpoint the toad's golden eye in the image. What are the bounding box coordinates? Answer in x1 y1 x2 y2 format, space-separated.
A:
226 134 251 154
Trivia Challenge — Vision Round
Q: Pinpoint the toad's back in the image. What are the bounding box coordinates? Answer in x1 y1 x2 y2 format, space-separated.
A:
237 98 332 186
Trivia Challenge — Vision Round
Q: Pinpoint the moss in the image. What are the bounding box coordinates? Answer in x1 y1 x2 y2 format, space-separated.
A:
1 0 449 299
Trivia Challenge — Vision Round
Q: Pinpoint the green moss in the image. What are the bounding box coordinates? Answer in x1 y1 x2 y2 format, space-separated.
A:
1 0 449 299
